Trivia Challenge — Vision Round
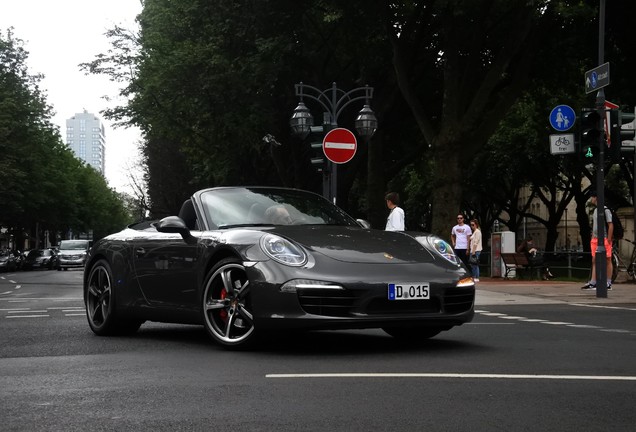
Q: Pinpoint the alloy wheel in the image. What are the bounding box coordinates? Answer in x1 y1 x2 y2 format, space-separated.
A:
203 261 254 346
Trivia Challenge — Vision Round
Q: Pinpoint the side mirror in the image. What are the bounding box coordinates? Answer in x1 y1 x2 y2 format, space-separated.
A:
155 216 196 244
356 219 371 229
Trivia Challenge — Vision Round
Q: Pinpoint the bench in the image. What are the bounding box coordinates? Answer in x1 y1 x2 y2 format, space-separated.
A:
500 252 545 279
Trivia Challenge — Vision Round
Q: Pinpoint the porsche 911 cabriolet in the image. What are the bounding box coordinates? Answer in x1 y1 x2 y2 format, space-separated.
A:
84 186 475 348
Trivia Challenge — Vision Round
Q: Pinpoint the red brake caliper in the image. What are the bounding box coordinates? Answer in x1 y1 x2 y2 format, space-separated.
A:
219 288 228 321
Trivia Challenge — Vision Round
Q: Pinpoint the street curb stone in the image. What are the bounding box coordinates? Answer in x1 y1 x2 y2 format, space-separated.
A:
475 277 636 305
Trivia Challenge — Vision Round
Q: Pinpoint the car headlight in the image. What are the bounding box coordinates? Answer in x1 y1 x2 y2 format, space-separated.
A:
260 234 307 266
419 236 459 265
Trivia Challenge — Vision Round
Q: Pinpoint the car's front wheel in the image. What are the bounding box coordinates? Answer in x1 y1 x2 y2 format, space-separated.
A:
85 259 141 336
202 258 256 348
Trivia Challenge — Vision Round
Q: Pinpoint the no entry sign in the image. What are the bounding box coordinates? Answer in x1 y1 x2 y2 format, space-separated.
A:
323 128 357 164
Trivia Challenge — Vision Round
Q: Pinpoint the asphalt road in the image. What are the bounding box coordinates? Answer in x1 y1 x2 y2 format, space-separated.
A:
1 270 635 431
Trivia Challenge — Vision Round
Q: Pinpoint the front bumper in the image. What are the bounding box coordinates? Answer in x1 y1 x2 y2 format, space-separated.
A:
58 255 86 268
247 260 475 331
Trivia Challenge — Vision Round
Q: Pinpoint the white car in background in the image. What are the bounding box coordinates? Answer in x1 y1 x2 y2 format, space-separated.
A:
55 240 91 270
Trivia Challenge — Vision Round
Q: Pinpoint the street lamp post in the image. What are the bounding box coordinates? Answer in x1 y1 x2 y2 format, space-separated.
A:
289 82 377 203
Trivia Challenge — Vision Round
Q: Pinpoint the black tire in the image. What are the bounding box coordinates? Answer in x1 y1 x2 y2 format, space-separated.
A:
202 258 257 348
85 259 142 336
382 326 444 340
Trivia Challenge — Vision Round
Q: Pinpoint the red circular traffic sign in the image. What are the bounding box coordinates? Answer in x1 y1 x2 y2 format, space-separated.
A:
323 128 357 164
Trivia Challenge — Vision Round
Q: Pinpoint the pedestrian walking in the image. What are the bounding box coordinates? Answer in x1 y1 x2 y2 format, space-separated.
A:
468 219 482 281
385 192 405 231
451 214 472 267
581 190 613 291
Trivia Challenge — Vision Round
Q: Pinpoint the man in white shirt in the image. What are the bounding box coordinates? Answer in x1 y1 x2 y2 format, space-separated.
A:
451 214 472 267
385 192 405 231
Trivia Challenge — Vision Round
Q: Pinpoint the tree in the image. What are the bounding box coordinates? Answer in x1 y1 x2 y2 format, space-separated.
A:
385 1 591 236
1 29 133 246
81 0 634 246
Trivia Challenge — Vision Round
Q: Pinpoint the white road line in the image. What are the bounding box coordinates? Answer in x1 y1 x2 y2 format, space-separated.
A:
571 303 636 311
266 373 636 381
6 315 49 318
65 313 86 316
0 308 29 311
1 291 12 295
8 310 47 313
468 322 516 325
0 297 83 300
478 311 634 335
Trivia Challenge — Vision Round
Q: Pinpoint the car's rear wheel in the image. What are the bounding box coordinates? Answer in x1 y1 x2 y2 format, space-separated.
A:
85 259 141 336
382 326 444 340
202 258 256 348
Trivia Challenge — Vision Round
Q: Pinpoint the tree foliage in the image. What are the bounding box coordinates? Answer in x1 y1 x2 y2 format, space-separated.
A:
0 29 133 247
80 0 635 247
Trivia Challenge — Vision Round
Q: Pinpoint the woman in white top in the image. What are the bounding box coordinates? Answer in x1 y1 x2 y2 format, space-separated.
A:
468 219 483 281
384 192 405 231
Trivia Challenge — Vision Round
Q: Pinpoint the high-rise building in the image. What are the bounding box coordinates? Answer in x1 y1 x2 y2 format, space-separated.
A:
65 110 106 174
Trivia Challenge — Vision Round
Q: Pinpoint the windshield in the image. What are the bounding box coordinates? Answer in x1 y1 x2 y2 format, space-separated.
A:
198 187 359 229
59 240 89 250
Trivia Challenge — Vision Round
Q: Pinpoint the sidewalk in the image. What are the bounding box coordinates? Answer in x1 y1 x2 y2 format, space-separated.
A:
475 277 636 306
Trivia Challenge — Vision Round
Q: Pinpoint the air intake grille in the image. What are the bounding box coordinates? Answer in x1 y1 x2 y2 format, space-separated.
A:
443 287 475 314
365 298 440 315
297 288 359 317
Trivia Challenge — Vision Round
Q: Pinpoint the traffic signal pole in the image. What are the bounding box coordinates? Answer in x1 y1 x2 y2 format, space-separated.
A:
595 0 608 298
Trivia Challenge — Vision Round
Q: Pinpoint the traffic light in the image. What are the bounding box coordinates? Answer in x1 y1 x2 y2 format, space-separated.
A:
606 107 636 162
579 108 602 159
619 107 636 144
308 125 326 171
608 109 621 162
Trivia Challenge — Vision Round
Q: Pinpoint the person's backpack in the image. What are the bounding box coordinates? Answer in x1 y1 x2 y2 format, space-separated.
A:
606 207 624 240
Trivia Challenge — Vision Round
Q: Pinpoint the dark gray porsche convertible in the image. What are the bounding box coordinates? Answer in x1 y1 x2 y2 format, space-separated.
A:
84 186 475 348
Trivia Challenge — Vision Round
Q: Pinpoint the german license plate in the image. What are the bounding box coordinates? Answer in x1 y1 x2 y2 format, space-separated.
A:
388 283 430 300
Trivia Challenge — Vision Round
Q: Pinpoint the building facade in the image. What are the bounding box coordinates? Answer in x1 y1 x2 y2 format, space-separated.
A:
65 110 106 174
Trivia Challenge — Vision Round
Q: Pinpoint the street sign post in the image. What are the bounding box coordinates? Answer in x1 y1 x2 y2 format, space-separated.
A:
549 105 576 131
584 62 610 94
323 128 357 164
549 133 575 154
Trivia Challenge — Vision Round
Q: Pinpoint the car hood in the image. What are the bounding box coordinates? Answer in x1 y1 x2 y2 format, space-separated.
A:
271 226 437 264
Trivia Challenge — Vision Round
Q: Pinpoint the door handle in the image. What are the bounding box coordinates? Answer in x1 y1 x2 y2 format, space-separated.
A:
135 247 146 257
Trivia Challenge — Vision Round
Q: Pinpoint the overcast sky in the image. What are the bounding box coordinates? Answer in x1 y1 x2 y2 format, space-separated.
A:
0 0 143 193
